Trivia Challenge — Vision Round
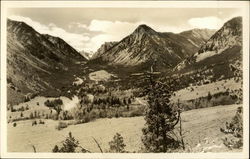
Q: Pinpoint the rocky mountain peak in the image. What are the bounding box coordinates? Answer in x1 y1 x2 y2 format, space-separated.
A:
133 24 157 35
7 19 33 33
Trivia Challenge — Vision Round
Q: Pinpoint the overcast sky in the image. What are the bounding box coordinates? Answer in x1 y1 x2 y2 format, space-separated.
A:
8 8 241 53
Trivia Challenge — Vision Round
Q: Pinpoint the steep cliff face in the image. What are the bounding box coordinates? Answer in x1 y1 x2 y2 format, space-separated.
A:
7 19 86 105
91 24 214 71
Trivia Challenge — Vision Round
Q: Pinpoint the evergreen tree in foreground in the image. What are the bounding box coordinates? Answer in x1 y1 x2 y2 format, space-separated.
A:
142 73 181 152
109 133 126 153
52 132 89 153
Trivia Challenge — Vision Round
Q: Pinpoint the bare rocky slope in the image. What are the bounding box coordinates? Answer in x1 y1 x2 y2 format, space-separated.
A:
7 19 87 105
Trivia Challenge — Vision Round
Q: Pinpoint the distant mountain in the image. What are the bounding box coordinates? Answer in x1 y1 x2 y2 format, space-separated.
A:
179 28 216 48
7 19 87 105
90 24 215 72
79 51 93 60
175 17 242 80
91 41 118 59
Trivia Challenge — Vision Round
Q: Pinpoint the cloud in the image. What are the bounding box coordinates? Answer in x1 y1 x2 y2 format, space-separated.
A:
82 20 139 52
188 16 223 29
88 20 137 33
68 22 88 29
8 15 90 51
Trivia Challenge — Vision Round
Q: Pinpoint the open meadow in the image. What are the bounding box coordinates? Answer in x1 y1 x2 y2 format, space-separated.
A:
8 104 240 152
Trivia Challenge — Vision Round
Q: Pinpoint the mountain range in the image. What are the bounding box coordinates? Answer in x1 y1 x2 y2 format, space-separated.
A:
6 16 242 105
90 25 215 72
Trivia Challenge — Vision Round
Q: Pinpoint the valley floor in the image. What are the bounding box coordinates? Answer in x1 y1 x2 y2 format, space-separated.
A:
7 104 241 153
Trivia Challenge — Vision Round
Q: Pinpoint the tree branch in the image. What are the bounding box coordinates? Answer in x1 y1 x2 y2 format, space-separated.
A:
92 137 103 153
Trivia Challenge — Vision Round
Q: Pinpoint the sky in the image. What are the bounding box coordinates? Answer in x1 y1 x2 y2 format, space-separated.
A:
7 8 241 53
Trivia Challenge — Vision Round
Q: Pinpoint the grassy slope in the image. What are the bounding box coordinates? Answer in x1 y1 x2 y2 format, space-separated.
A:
177 46 241 80
173 78 241 101
8 104 240 152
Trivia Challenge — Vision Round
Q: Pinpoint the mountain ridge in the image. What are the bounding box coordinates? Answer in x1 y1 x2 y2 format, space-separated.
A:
174 16 242 81
90 25 215 72
7 19 87 105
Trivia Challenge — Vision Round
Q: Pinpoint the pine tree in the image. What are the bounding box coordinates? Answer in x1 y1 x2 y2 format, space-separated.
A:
60 132 79 152
123 98 127 106
128 98 132 105
141 73 181 152
29 112 34 119
109 133 126 153
52 132 89 153
207 91 212 101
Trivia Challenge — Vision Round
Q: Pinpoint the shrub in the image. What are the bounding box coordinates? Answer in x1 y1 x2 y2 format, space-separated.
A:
98 110 107 118
18 106 25 112
52 145 59 152
220 107 243 149
59 111 73 120
10 106 16 112
44 99 63 119
115 112 119 118
56 121 68 130
83 115 90 123
13 122 17 127
32 120 37 126
88 111 97 120
207 92 212 101
39 120 45 124
127 107 144 117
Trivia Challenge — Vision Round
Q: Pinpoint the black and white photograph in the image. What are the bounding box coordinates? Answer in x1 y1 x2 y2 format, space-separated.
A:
0 1 249 158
